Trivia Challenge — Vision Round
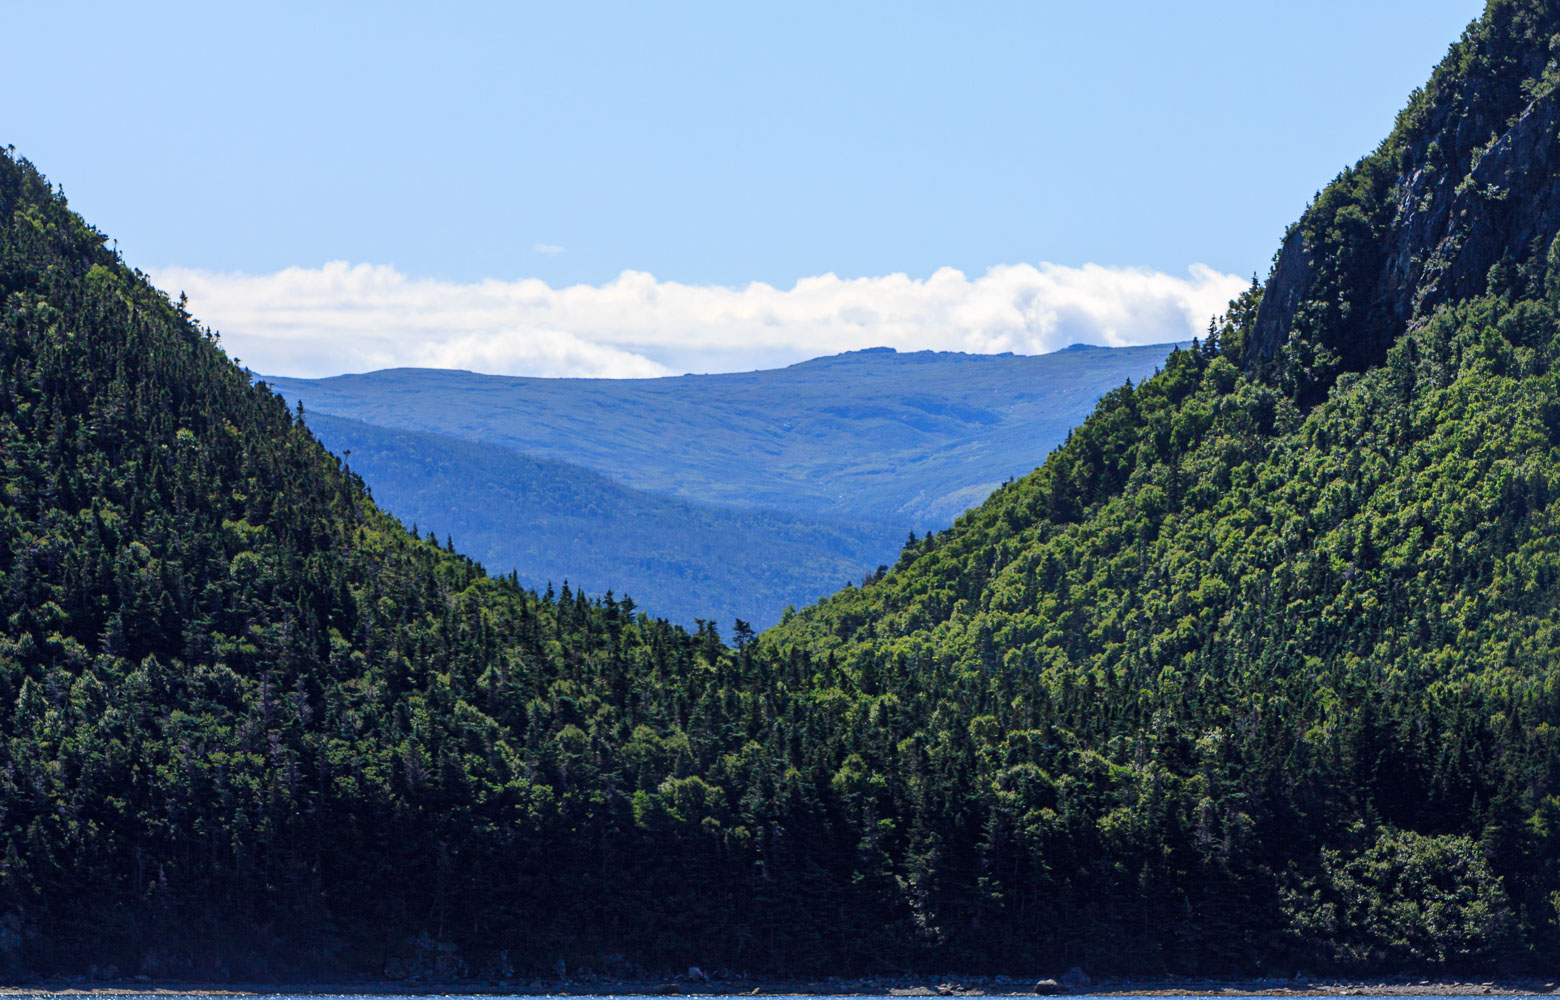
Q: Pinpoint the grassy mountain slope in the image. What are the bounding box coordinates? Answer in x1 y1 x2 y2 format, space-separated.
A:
265 342 1183 528
302 410 905 629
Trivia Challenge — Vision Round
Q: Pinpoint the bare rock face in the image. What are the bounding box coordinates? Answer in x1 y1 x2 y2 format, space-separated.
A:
1244 27 1560 391
1248 224 1313 363
1400 93 1560 314
1350 81 1560 347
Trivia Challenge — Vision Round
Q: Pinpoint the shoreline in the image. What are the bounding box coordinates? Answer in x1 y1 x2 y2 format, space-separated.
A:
1 977 1558 997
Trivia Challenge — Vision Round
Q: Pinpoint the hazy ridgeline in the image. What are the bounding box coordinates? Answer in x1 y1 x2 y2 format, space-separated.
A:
268 344 1181 628
5 0 1560 983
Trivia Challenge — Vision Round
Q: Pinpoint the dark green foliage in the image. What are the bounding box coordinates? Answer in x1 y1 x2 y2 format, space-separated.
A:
1282 827 1516 969
0 149 901 977
764 0 1560 973
769 289 1560 974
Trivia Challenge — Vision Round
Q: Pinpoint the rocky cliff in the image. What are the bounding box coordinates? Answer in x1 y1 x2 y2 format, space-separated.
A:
1248 9 1560 396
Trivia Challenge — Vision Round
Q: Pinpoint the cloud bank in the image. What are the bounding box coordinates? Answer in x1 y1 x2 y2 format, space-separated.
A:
151 261 1248 379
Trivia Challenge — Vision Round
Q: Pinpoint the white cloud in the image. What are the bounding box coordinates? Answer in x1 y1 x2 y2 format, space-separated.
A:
532 243 566 256
151 260 1248 378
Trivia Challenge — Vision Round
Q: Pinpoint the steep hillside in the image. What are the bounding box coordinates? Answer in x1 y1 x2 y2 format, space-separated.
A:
0 150 895 977
770 0 1560 970
303 411 904 629
265 342 1182 527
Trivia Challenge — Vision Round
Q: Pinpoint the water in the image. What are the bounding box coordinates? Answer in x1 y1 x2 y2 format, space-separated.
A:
0 993 1489 1000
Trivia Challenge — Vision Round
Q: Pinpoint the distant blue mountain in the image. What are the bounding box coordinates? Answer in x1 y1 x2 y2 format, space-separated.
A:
270 343 1183 527
306 412 905 629
268 344 1181 626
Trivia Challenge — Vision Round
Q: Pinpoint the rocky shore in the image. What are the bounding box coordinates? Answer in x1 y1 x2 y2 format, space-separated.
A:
1 975 1559 997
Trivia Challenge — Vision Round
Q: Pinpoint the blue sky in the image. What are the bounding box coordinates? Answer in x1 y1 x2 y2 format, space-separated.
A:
5 1 1487 376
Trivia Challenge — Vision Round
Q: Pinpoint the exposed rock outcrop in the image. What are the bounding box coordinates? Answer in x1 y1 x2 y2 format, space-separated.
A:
1245 23 1560 390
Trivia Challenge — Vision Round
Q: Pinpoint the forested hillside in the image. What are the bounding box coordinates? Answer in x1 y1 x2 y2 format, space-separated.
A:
2 145 968 978
6 0 1560 983
769 0 1560 970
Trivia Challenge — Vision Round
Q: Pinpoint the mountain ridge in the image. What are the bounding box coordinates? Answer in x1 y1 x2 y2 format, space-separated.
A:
303 409 907 628
266 341 1185 527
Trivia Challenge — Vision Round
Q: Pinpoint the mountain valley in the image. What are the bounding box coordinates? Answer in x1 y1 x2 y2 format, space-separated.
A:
268 344 1182 627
